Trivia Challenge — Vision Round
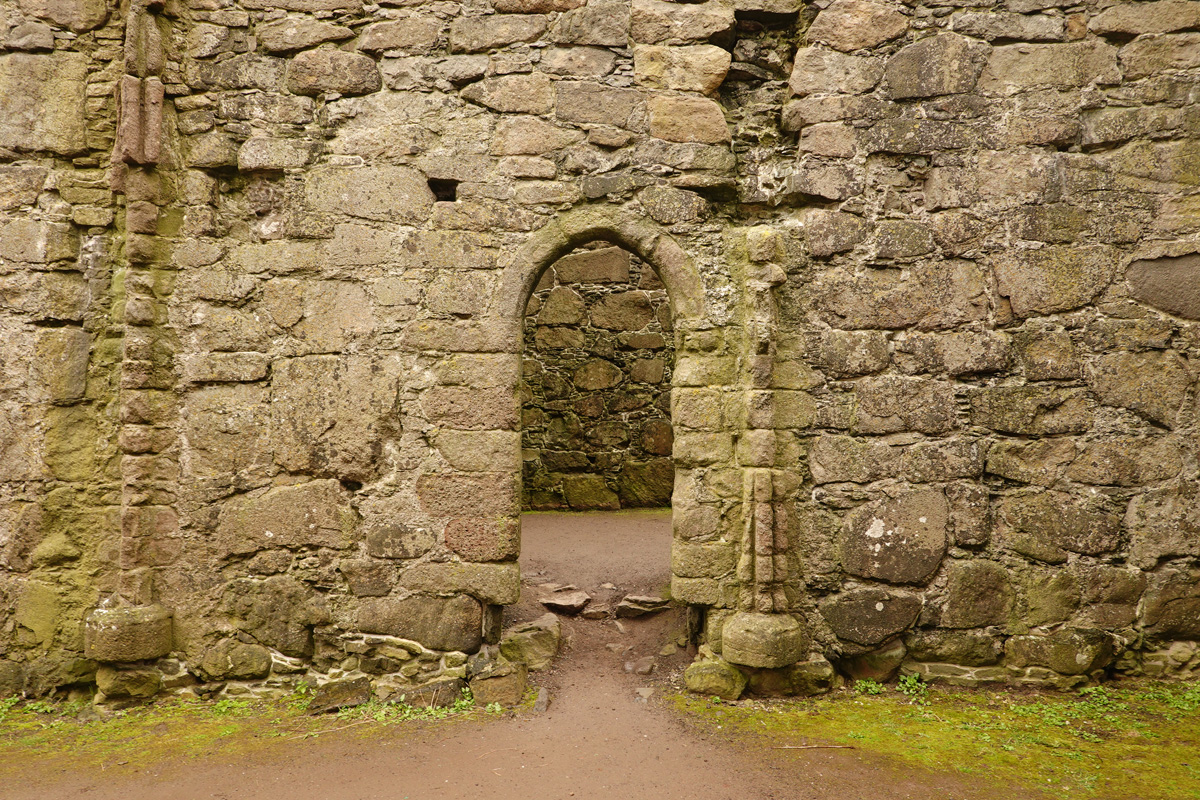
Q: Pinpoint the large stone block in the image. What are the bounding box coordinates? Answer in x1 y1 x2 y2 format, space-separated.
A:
19 0 107 31
1141 569 1200 639
422 386 518 430
852 376 958 435
224 576 331 658
788 48 882 96
305 166 434 223
416 472 518 517
402 561 520 605
978 41 1120 92
1119 33 1200 80
358 594 483 652
1004 628 1113 676
358 17 442 53
552 0 630 46
1125 483 1200 569
183 384 272 479
630 0 734 45
968 386 1091 435
444 517 520 562
1087 350 1190 429
84 605 173 662
721 612 807 669
985 438 1075 486
0 166 47 211
198 639 273 681
807 0 907 52
450 14 547 52
633 44 730 94
287 49 380 96
820 588 921 647
217 480 355 556
271 356 402 481
462 73 553 114
1126 253 1200 320
885 33 985 99
1067 437 1183 487
939 560 1013 629
646 95 729 144
840 488 948 585
993 245 1118 318
256 18 353 53
683 658 745 700
996 491 1122 564
1090 1 1200 36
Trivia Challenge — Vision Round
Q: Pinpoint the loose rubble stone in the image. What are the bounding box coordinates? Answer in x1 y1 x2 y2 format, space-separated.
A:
615 595 670 618
540 589 591 615
500 613 562 670
308 677 373 714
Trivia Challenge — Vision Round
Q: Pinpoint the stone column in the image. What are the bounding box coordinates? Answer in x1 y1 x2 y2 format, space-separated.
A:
720 227 807 671
84 0 175 668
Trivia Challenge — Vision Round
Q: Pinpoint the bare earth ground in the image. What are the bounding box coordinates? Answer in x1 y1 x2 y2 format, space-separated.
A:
10 511 1034 800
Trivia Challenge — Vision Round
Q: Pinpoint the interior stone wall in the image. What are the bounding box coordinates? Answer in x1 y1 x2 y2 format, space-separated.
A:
521 243 675 511
1 0 1199 702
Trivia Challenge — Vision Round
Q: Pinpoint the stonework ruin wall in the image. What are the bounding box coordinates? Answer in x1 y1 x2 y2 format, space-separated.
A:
522 243 675 511
0 0 1199 701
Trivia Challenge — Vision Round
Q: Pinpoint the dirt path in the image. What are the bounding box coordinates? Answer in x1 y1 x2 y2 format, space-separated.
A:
11 512 1027 800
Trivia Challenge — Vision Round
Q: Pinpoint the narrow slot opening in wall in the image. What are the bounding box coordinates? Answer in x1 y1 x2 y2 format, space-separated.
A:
427 178 459 202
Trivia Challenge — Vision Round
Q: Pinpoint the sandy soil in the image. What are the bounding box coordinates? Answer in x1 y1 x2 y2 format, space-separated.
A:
11 511 1031 800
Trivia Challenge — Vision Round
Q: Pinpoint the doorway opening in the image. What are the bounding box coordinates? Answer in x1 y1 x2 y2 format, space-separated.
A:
510 240 677 629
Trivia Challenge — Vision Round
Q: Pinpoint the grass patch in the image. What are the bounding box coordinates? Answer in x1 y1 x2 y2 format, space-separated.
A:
0 686 503 782
672 679 1200 799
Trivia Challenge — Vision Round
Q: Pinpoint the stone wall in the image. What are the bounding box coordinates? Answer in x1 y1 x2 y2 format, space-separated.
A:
1 0 1199 701
522 243 675 510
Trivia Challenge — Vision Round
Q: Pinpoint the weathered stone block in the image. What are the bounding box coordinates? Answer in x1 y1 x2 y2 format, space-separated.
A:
821 589 921 647
224 576 331 658
1141 569 1200 639
979 41 1120 92
563 473 620 510
633 44 730 94
807 0 907 52
788 48 882 96
287 49 381 96
217 480 355 556
968 387 1091 435
463 73 553 114
630 0 734 45
1125 483 1200 569
271 356 401 481
886 33 985 99
840 489 948 585
358 17 442 53
402 561 519 605
993 245 1118 318
0 219 78 264
683 658 745 700
96 666 161 699
905 630 1001 667
853 376 958 435
1087 351 1190 429
997 491 1122 564
985 438 1075 486
1120 33 1200 80
1004 628 1114 675
0 166 47 211
951 11 1064 42
84 605 173 662
359 594 483 653
256 17 352 53
1090 1 1200 36
648 95 729 144
198 639 272 681
1067 437 1183 487
417 473 518 517
450 15 547 52
445 517 520 562
722 612 807 669
1126 253 1200 320
552 0 630 46
500 613 561 670
306 165 434 223
940 560 1013 629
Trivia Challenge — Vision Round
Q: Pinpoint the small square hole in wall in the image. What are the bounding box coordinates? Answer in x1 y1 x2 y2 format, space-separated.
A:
428 178 459 202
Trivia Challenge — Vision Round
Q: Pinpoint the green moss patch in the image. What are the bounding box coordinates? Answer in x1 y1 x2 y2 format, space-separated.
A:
672 679 1200 799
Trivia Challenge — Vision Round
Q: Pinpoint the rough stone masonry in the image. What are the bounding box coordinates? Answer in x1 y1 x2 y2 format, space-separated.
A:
0 0 1199 703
